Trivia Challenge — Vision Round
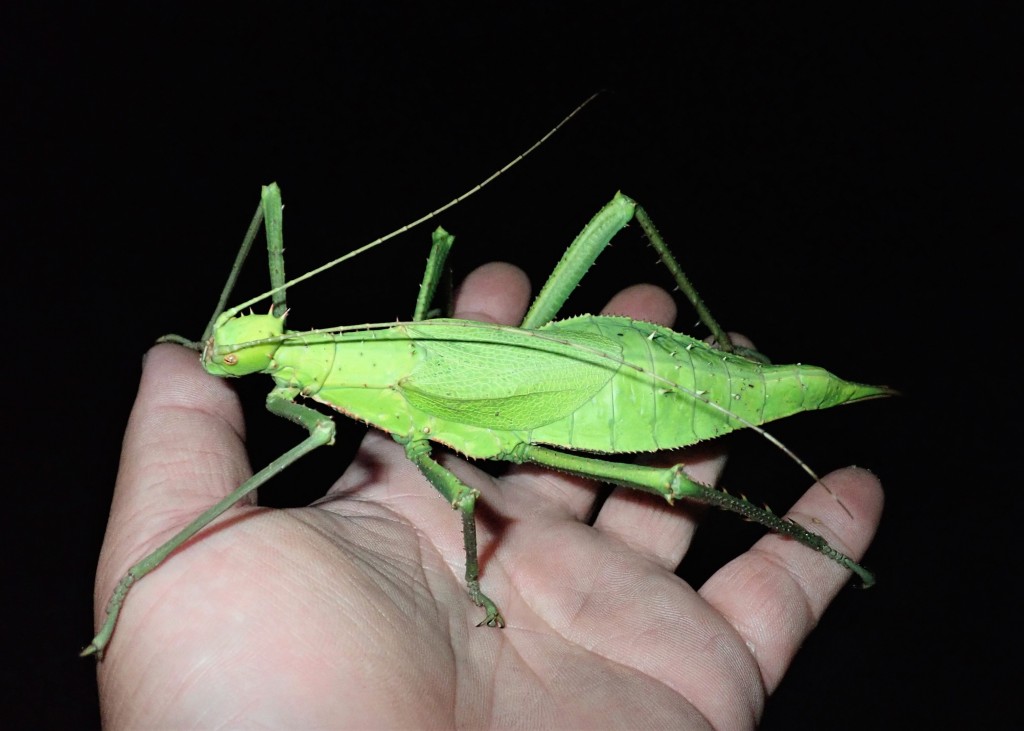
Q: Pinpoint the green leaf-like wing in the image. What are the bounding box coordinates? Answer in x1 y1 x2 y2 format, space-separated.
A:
400 321 620 430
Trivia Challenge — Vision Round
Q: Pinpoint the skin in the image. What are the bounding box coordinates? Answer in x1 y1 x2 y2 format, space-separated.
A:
92 262 883 729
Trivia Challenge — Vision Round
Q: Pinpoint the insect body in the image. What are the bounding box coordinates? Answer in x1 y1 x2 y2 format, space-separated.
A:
215 289 879 462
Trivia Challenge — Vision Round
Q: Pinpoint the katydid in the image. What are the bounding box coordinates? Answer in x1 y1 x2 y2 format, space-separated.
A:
83 104 891 661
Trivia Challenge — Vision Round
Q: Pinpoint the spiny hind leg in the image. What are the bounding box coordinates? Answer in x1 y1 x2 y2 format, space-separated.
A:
633 206 768 363
512 444 873 587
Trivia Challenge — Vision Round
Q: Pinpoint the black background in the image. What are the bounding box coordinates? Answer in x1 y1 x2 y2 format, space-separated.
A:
4 4 1016 729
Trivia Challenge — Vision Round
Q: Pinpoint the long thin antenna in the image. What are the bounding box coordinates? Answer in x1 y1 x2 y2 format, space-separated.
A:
223 92 602 317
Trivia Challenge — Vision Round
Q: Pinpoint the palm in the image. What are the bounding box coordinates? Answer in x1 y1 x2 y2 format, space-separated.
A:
93 263 881 729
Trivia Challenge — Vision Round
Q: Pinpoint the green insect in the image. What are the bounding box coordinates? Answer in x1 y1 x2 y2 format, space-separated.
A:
83 99 891 660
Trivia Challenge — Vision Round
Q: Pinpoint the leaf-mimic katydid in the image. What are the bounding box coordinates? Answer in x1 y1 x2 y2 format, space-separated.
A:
84 97 891 663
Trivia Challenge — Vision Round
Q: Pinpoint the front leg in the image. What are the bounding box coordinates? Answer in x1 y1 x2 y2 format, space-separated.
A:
83 387 336 659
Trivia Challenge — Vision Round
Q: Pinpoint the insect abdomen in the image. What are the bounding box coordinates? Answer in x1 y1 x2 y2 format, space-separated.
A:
527 316 886 454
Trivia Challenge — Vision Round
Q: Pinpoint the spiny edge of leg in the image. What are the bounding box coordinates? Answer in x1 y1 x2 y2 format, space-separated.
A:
686 480 874 587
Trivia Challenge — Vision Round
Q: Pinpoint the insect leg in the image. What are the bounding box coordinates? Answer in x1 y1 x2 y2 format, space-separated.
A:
513 444 874 587
518 191 768 362
82 388 336 660
262 183 288 318
413 227 455 321
521 192 637 328
398 437 505 628
633 206 768 363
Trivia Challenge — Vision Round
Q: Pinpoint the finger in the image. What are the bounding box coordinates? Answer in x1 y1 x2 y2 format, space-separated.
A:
600 282 677 324
95 344 252 605
698 466 884 693
451 261 531 325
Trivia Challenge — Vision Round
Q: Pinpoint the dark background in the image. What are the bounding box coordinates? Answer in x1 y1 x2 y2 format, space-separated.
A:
4 4 1016 728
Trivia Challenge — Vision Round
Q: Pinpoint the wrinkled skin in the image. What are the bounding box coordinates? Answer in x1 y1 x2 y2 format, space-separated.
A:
92 262 882 729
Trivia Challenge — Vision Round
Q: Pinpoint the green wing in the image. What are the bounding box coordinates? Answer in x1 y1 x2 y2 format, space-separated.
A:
400 321 621 430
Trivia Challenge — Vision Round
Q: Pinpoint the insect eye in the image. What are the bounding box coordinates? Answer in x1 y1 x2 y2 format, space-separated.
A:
223 354 239 365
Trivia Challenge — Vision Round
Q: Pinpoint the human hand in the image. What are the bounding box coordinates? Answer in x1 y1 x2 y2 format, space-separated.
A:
91 262 882 729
